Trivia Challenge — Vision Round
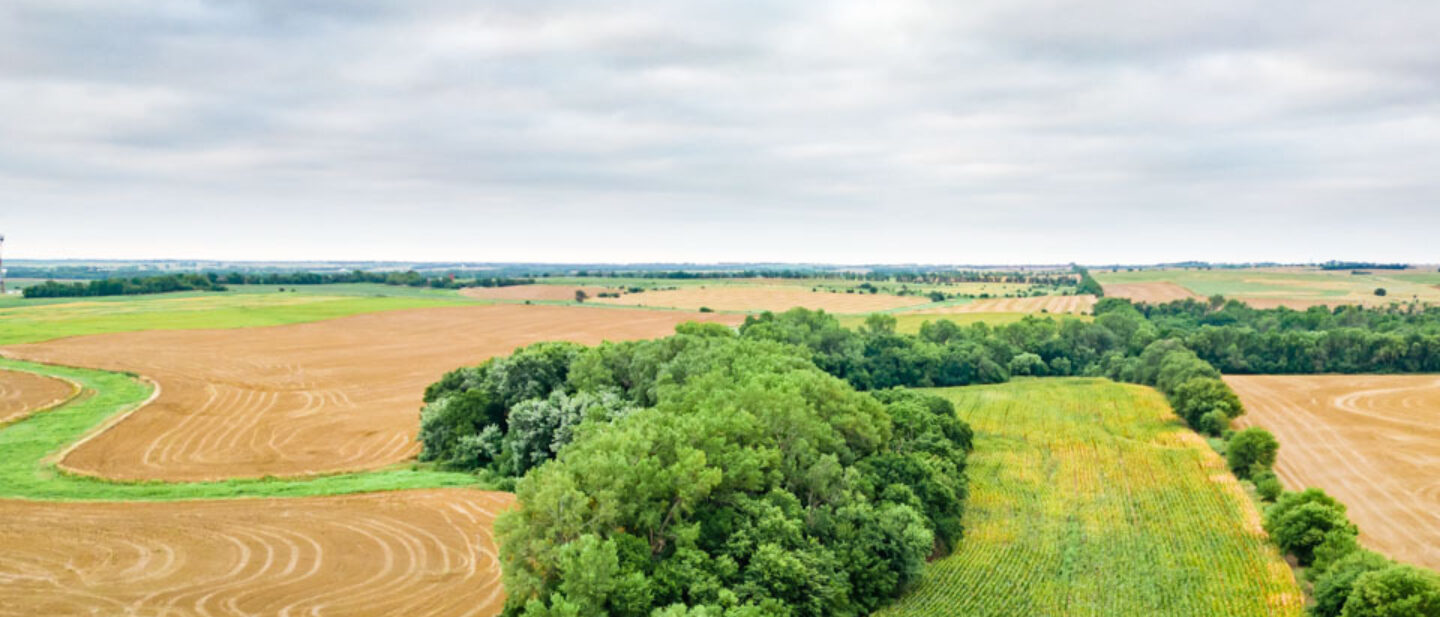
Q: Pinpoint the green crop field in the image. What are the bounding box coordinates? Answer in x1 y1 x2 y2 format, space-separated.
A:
1093 267 1440 305
877 378 1302 617
0 284 477 345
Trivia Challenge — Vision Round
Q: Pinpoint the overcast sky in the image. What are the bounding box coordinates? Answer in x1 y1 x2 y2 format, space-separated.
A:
2 1 1437 264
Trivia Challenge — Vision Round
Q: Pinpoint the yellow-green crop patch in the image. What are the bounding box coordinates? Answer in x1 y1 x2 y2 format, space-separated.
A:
0 285 476 346
879 378 1302 617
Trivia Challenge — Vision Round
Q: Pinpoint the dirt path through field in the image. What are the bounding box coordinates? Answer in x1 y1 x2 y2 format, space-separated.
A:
1227 374 1440 570
0 368 75 425
0 489 511 617
4 304 739 482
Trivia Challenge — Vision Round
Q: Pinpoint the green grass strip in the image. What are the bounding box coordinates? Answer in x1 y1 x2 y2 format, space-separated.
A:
0 357 486 501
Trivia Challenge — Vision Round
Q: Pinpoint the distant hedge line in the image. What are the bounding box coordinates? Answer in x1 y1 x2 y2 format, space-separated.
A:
20 270 535 298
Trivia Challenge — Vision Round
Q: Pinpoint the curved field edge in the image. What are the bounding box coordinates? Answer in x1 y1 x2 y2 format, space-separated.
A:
0 368 82 426
877 378 1302 617
0 357 486 501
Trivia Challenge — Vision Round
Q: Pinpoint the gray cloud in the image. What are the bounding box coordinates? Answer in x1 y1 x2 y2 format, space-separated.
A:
1 0 1438 263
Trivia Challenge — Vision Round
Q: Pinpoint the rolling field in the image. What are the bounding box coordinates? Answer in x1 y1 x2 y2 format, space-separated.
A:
459 284 612 302
590 285 929 313
912 294 1096 315
1227 375 1440 570
1093 267 1440 308
4 304 740 482
1102 282 1202 304
877 379 1301 617
0 286 477 346
0 489 511 617
0 368 75 424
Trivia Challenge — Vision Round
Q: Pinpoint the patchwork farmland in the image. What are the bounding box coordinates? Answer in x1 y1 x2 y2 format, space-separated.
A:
2 267 1437 616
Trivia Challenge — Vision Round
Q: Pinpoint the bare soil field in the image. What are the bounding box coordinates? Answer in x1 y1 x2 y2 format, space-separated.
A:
0 489 511 617
591 286 929 313
1102 282 1202 304
913 295 1097 315
1227 374 1440 570
5 304 739 482
0 368 75 425
459 284 612 302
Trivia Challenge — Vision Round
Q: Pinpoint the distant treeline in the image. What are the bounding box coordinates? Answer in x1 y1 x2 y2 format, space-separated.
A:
1130 297 1440 373
22 270 534 298
22 274 226 298
213 270 534 289
1318 261 1408 270
567 268 1079 286
1073 265 1105 296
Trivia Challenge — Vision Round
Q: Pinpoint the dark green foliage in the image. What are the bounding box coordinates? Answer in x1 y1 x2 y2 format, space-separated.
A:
1251 469 1282 502
1263 489 1356 566
417 342 582 468
1074 265 1104 297
1226 427 1279 479
22 273 227 298
1312 551 1393 617
495 336 964 616
1341 564 1440 617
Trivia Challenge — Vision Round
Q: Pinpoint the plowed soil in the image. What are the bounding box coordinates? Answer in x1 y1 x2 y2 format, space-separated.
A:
0 368 75 425
0 489 512 617
1102 282 1202 304
459 284 612 302
5 304 739 482
1227 374 1440 570
591 286 928 313
913 295 1097 315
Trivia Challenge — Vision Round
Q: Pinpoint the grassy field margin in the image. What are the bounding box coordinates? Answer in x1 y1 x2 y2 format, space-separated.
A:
0 357 485 501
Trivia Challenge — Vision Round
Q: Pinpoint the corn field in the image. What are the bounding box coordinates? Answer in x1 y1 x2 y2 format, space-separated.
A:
878 378 1303 617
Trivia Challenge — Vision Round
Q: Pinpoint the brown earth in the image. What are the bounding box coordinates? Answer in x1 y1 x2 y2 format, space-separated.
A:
590 286 929 313
0 368 75 425
4 304 740 482
1227 374 1440 570
1102 282 1202 304
459 284 612 302
0 489 512 617
912 295 1097 315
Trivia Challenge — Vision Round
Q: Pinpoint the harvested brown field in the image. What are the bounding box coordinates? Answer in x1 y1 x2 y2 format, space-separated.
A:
912 294 1096 315
5 304 740 482
1102 282 1202 304
591 286 929 313
1227 374 1440 570
0 489 511 617
0 368 75 425
459 284 612 302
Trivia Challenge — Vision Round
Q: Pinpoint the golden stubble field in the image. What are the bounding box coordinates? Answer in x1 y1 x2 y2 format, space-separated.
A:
0 368 75 424
0 489 513 617
5 304 740 482
1227 374 1440 570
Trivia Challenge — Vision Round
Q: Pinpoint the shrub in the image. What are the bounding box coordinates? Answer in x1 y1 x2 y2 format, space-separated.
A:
1170 377 1243 429
1008 352 1046 376
1251 469 1282 502
1197 409 1230 436
1341 564 1440 617
1226 427 1278 479
1263 488 1356 566
1373 288 1387 297
1311 550 1392 617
